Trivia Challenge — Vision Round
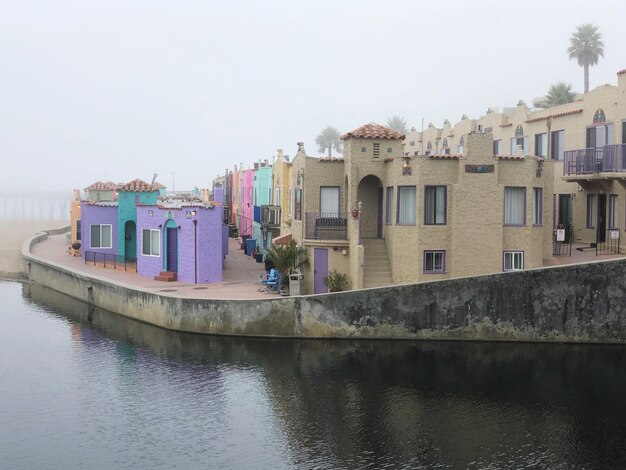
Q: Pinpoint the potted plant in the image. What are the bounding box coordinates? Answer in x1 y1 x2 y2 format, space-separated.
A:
266 241 309 294
323 269 349 292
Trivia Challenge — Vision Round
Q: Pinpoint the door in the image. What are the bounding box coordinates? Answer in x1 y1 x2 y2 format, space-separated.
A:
377 188 383 239
313 248 328 294
558 194 573 243
597 195 606 243
166 227 178 272
124 221 136 260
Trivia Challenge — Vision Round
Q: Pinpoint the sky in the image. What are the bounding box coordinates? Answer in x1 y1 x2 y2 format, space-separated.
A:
0 0 624 192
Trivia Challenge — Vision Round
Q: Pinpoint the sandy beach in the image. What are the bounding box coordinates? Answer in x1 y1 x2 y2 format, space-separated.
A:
0 220 68 279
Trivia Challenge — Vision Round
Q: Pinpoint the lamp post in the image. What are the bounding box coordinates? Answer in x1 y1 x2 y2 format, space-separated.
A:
192 210 197 284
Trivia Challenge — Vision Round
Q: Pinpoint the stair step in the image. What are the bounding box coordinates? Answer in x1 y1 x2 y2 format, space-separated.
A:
155 271 177 282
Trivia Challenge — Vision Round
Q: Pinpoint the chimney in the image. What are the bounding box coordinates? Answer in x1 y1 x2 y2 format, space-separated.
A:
297 142 305 153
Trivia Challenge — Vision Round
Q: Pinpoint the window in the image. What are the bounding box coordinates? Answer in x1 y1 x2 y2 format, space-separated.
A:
387 147 393 153
493 139 502 155
295 188 302 220
458 135 465 153
503 251 524 271
609 194 618 229
385 187 393 225
373 142 380 158
90 224 112 249
504 187 525 226
424 251 445 273
76 219 81 241
551 130 565 160
593 108 606 124
361 147 367 153
288 187 293 217
424 186 447 225
397 186 416 225
586 194 596 228
534 133 547 157
532 188 543 226
142 229 160 256
426 141 432 156
274 186 280 205
320 186 340 216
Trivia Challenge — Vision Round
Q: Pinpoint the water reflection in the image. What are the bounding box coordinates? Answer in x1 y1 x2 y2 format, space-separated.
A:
10 282 626 468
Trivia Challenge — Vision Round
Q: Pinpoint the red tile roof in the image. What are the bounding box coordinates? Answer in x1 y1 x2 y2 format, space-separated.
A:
341 123 405 140
84 181 118 191
525 109 583 123
118 178 165 192
498 155 526 160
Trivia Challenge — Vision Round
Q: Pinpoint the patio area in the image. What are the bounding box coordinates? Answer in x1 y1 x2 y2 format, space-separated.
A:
32 235 276 300
543 242 626 267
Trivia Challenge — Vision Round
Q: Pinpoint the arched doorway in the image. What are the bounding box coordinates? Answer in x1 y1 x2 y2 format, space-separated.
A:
163 219 179 273
124 220 137 260
357 175 384 239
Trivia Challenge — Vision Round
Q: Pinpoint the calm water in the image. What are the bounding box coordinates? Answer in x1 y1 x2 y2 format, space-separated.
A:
1 281 626 469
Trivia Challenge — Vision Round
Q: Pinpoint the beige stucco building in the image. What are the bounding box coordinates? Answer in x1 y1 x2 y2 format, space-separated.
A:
283 123 554 294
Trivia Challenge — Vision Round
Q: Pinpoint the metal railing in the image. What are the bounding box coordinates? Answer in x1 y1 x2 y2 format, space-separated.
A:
564 144 626 175
305 212 348 240
84 251 137 271
552 225 572 256
596 229 621 256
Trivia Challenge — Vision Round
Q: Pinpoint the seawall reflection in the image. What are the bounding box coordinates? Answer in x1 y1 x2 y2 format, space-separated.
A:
22 282 626 469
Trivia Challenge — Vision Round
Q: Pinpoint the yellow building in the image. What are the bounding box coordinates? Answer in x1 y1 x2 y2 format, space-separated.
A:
281 123 554 294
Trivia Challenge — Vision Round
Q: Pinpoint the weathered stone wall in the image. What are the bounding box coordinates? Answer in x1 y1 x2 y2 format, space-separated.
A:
24 229 626 343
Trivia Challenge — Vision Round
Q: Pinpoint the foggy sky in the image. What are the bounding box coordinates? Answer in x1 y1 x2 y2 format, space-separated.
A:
1 0 624 192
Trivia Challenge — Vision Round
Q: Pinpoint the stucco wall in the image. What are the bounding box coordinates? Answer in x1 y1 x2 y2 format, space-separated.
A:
80 204 118 257
24 230 626 343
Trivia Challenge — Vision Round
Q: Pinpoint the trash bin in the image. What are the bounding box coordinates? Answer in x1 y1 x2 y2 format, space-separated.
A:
245 238 257 257
289 273 304 296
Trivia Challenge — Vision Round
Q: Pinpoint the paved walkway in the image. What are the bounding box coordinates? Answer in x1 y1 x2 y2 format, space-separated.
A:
32 235 276 300
30 233 626 300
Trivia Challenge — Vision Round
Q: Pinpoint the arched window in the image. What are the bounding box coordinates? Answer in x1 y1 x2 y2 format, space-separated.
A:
458 135 465 153
593 108 606 124
426 141 432 155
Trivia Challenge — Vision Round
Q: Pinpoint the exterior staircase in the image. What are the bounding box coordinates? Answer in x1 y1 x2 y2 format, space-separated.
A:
363 238 393 288
155 271 177 282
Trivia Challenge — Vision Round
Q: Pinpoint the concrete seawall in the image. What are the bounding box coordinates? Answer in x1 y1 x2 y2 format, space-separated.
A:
23 229 626 342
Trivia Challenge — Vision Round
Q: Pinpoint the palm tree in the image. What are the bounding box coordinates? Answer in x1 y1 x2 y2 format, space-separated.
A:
315 126 342 157
386 116 408 133
539 82 576 108
267 241 309 290
568 24 604 94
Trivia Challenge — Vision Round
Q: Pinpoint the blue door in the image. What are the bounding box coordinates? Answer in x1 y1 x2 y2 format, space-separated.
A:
166 227 178 272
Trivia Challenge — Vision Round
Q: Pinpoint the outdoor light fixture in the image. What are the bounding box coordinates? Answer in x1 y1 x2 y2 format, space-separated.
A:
402 155 412 175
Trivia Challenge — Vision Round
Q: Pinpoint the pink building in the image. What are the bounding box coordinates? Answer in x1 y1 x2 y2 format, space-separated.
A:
239 168 255 236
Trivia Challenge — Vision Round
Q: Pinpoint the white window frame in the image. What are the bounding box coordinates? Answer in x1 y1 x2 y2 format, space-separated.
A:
142 228 160 257
503 251 524 271
90 224 112 249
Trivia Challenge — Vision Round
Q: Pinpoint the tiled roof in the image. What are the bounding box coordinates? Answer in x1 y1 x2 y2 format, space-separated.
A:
341 123 405 140
618 69 626 75
84 181 118 191
428 154 462 159
498 155 525 160
525 109 583 123
499 123 513 128
84 201 118 207
319 157 345 162
118 178 164 192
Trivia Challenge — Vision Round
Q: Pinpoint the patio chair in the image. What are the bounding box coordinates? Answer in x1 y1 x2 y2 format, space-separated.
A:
259 268 278 292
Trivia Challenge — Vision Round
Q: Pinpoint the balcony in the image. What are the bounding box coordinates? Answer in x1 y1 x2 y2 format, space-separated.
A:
564 144 626 176
305 212 348 240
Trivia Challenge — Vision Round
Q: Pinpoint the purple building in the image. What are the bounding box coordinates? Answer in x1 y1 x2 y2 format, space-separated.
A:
136 201 225 284
80 202 119 258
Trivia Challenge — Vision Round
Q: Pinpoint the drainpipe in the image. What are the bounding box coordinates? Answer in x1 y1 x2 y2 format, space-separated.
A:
192 215 198 284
